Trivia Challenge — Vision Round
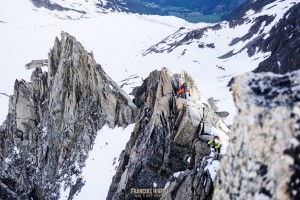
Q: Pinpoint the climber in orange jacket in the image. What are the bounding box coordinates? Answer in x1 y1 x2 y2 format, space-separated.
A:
177 82 191 99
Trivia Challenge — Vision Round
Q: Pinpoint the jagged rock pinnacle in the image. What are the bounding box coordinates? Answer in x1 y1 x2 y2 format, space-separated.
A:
0 31 137 199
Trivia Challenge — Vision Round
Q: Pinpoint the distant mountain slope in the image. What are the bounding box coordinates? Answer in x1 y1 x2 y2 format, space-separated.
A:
142 0 246 15
141 0 247 22
221 0 275 20
29 0 247 22
30 0 131 18
143 0 299 73
253 2 300 74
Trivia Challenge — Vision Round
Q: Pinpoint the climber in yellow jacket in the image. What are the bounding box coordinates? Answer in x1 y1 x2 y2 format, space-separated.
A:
207 135 221 154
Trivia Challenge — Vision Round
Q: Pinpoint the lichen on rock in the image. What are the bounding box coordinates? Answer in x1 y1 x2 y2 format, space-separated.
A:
214 70 300 200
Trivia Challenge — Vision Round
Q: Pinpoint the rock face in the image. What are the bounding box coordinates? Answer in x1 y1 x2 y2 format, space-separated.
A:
107 68 229 200
214 70 300 200
0 32 137 199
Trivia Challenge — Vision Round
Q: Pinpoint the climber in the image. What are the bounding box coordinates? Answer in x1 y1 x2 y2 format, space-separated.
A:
177 82 191 99
207 135 221 157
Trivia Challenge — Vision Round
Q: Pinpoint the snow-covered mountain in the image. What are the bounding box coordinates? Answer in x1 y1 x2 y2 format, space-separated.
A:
29 0 247 22
143 0 297 71
0 0 300 199
144 0 299 74
30 0 132 19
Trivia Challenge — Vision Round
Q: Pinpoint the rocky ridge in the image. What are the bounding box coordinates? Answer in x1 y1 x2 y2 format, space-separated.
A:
0 32 137 200
214 70 300 200
107 68 229 199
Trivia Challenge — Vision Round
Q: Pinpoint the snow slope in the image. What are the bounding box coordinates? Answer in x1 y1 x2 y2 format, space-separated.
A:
60 124 134 200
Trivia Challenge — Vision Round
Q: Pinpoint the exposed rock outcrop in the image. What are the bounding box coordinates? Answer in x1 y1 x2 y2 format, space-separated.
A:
214 70 300 200
0 32 137 199
25 60 48 70
107 68 229 200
